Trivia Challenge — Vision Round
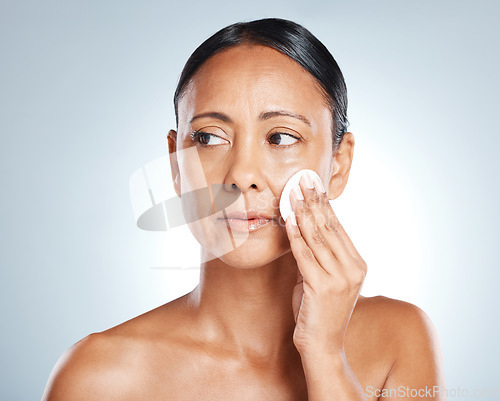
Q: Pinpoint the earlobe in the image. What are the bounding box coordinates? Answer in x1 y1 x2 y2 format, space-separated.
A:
327 176 343 200
167 130 182 198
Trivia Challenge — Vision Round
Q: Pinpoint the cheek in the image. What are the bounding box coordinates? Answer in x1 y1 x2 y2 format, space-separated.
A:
176 147 216 226
265 152 315 196
267 148 333 208
177 146 207 193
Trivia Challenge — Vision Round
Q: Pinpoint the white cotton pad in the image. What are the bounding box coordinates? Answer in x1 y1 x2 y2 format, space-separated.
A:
279 169 325 222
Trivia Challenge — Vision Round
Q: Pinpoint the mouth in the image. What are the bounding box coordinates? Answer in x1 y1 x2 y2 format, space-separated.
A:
217 211 275 232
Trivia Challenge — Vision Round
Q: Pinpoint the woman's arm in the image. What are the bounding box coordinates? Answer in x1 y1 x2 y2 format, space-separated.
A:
297 302 446 401
285 171 368 400
285 171 445 400
299 348 367 400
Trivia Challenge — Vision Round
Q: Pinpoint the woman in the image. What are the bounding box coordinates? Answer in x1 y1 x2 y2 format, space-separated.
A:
42 18 446 400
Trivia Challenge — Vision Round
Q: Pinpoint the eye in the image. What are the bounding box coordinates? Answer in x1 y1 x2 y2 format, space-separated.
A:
268 132 300 146
190 129 229 147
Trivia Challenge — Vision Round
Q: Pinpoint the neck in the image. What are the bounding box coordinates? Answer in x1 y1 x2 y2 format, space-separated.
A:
186 250 299 362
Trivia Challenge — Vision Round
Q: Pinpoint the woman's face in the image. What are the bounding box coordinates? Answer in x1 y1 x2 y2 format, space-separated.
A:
170 44 340 268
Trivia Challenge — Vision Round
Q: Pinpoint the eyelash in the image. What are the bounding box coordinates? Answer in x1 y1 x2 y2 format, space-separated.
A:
268 132 301 147
190 130 301 147
190 131 218 147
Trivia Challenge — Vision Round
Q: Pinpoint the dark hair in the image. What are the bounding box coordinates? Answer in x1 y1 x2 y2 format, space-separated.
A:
173 18 349 151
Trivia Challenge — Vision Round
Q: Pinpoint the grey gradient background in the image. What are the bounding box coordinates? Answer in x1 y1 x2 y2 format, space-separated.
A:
1 0 499 399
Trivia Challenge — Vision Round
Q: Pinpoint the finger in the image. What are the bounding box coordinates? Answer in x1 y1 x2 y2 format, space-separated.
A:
294 175 352 263
317 195 368 279
296 175 367 281
322 202 365 262
290 183 343 276
285 213 327 285
307 173 364 261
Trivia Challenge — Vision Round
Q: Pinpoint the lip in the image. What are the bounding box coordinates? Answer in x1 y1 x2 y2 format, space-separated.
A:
218 210 274 232
224 210 273 220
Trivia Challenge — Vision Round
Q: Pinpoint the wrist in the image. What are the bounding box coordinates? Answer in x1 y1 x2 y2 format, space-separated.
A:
295 338 345 359
299 346 348 373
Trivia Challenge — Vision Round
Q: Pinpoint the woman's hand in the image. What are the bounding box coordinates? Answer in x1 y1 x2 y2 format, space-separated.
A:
285 171 367 358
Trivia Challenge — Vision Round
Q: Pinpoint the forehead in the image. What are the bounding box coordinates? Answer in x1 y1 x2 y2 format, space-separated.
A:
177 44 331 129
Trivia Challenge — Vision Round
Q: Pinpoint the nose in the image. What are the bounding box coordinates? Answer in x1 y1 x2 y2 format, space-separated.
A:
224 138 266 194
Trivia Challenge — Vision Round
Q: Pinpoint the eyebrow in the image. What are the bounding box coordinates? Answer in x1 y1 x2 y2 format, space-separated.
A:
259 110 311 127
189 110 311 126
189 112 232 124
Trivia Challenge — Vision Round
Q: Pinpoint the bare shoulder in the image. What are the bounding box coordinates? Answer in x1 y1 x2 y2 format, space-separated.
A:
42 295 191 401
42 332 125 400
41 326 157 401
357 294 435 322
352 295 446 395
355 295 441 345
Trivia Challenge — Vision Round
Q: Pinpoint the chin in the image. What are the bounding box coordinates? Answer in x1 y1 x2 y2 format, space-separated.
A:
190 217 291 269
215 241 291 269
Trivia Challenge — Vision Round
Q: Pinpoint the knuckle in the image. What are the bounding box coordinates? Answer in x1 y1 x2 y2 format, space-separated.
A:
352 268 365 284
310 193 321 204
325 222 336 232
360 260 368 274
325 217 339 232
320 193 329 206
312 230 326 245
353 257 368 274
301 246 314 260
301 202 312 216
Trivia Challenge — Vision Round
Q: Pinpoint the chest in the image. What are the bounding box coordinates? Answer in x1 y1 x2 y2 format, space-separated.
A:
134 345 390 401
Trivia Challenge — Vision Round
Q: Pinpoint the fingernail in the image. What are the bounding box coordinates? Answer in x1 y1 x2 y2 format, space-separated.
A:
288 212 297 226
312 174 326 193
302 172 314 189
293 184 304 201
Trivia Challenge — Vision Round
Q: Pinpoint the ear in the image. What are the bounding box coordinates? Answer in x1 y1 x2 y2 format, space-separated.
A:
327 132 355 200
167 129 182 198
